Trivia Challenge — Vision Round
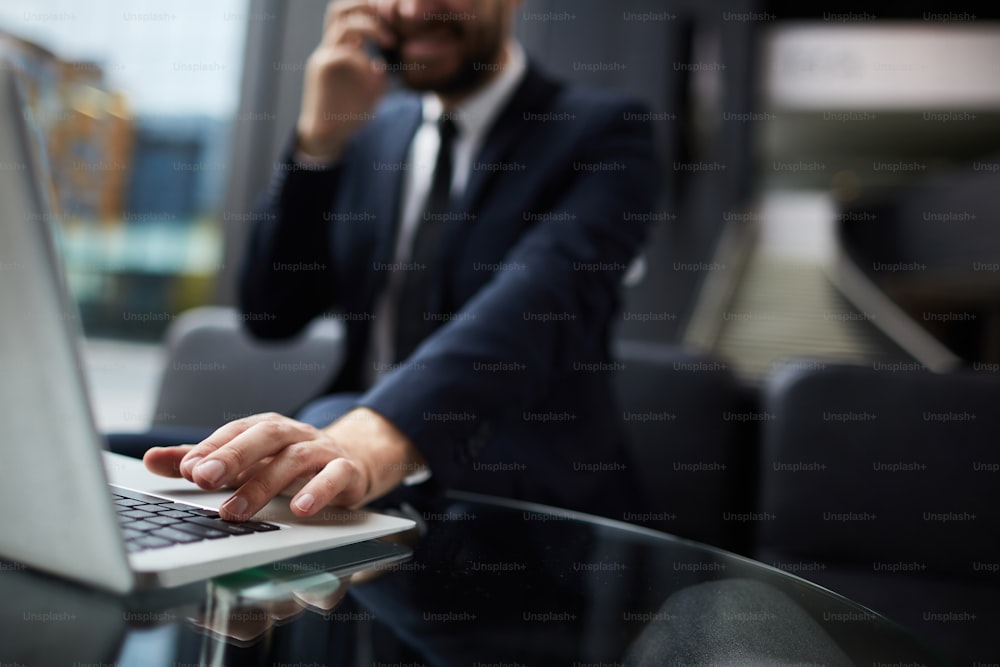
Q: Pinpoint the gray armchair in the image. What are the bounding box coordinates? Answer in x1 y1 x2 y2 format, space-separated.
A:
150 307 345 430
612 341 756 551
753 361 1000 665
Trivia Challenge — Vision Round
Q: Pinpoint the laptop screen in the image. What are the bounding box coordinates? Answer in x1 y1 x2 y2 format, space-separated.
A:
0 62 135 591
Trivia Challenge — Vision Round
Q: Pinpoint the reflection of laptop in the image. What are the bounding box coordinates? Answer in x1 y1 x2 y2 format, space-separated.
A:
0 65 413 592
1 539 412 662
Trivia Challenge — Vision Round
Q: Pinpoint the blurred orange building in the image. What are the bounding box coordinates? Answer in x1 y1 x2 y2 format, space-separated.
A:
0 31 132 225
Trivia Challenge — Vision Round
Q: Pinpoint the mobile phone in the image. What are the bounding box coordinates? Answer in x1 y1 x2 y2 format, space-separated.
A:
372 42 403 86
377 43 401 69
367 8 403 84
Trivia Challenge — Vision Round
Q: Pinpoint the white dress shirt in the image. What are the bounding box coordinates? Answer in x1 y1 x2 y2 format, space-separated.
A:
366 40 527 385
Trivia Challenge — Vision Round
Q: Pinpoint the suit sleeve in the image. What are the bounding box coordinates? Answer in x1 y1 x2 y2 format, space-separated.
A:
238 142 341 339
357 100 661 487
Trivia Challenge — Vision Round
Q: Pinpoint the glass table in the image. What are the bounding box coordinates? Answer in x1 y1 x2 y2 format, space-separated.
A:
0 492 950 666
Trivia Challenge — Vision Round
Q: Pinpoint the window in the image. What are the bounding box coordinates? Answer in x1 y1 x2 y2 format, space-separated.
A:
0 0 248 340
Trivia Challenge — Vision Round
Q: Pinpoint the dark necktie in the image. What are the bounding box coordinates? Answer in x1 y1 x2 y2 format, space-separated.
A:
394 117 458 361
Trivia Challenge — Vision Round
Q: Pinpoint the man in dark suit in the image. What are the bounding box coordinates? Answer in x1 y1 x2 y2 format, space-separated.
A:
144 0 659 521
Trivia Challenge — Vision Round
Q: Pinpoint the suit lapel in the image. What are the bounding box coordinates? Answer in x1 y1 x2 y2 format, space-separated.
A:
459 65 561 216
436 66 561 310
371 97 423 268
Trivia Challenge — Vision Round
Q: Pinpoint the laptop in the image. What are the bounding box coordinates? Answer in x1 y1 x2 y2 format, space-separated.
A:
0 64 414 593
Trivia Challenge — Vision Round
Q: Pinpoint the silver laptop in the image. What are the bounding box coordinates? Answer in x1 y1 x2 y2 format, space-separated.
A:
0 65 414 593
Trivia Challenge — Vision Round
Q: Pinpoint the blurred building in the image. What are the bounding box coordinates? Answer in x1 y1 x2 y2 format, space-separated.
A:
0 31 133 224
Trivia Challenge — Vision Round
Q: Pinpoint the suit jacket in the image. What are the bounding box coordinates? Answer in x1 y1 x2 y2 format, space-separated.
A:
240 63 660 517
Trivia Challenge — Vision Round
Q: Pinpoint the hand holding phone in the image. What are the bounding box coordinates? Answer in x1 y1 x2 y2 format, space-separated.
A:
295 0 398 161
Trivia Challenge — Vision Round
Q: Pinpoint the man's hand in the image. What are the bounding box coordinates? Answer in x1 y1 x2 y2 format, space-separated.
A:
142 408 426 521
296 0 394 160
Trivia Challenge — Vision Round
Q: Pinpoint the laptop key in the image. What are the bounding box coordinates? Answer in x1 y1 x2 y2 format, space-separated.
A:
150 527 202 544
243 521 281 532
172 523 230 540
190 508 222 517
159 502 206 512
125 520 163 532
147 516 183 526
159 510 198 519
119 509 157 520
184 516 256 535
121 528 145 540
134 504 169 513
133 535 174 549
113 498 146 507
109 485 174 505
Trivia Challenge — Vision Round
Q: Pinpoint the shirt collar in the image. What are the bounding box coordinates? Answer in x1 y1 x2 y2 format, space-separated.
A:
421 39 527 142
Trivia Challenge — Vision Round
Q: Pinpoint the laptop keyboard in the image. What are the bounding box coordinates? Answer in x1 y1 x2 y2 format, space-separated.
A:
110 485 280 553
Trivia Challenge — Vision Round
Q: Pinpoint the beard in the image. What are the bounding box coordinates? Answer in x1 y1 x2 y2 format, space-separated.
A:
392 9 507 95
412 43 502 95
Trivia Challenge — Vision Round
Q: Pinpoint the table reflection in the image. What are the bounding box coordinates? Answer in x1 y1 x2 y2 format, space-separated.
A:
0 493 950 666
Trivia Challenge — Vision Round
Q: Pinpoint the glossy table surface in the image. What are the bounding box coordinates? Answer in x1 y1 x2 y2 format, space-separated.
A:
1 492 950 666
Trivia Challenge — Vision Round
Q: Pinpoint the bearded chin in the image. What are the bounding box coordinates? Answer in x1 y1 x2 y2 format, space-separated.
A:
431 60 494 95
403 41 504 95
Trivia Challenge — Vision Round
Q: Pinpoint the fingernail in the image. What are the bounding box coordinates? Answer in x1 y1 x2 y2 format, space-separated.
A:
180 455 203 476
194 459 225 486
222 495 248 519
295 493 315 512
